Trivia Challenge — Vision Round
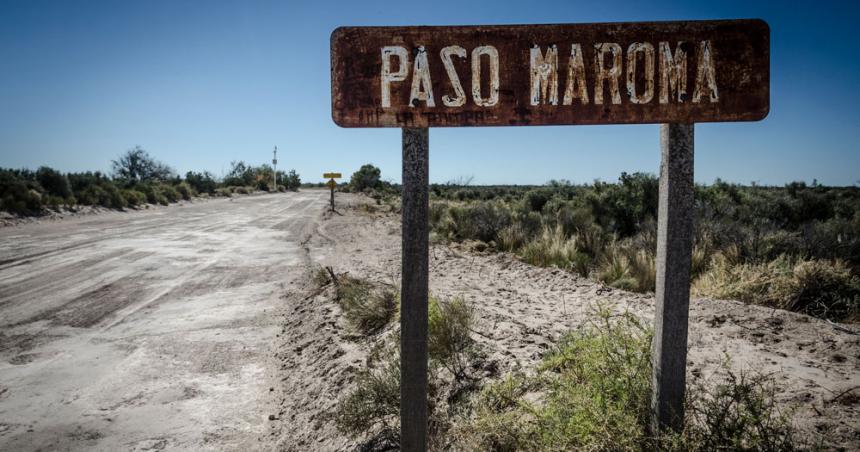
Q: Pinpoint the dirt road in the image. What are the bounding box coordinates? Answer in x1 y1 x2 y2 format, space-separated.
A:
0 191 327 451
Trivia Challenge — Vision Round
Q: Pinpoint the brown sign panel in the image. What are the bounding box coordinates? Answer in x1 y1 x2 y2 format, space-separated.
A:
323 172 342 179
331 19 769 128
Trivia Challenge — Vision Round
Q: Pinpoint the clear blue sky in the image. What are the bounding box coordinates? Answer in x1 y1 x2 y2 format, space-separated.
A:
1 0 857 186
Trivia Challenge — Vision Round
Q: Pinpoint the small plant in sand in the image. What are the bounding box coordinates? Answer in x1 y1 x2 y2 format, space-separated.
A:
332 351 403 444
334 275 399 336
428 296 476 380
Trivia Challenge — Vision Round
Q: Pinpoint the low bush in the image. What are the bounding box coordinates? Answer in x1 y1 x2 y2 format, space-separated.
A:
0 170 42 214
139 184 168 205
333 351 402 439
184 170 217 194
174 182 195 200
35 166 71 198
121 189 145 207
214 187 233 197
160 184 180 203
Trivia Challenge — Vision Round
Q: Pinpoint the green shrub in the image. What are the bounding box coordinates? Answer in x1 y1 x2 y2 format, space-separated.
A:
160 184 180 203
333 352 402 439
524 189 551 212
121 189 145 207
445 201 512 243
139 184 168 205
214 187 233 197
184 171 217 194
35 166 71 198
235 186 251 195
350 164 382 191
174 182 195 200
0 171 42 214
684 372 799 451
454 309 803 451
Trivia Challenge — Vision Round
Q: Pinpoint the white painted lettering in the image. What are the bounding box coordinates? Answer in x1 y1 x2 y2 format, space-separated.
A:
659 42 687 103
409 46 435 107
594 43 622 105
440 45 467 107
529 45 559 105
471 46 499 107
693 40 719 103
381 46 409 108
626 42 655 104
562 44 589 105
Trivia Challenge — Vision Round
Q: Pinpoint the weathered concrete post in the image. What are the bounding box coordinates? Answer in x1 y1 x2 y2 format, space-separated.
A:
401 127 429 451
650 123 695 435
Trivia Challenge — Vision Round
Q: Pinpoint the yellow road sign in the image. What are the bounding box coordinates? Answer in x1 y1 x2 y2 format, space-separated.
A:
323 172 342 179
327 179 337 189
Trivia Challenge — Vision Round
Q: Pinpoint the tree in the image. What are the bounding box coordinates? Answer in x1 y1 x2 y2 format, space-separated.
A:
111 146 175 183
35 166 72 198
350 164 382 191
185 171 217 194
283 170 301 191
224 160 255 187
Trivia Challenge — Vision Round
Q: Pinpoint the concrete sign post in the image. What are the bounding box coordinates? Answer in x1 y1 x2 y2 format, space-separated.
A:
651 123 695 434
400 128 429 451
331 19 769 450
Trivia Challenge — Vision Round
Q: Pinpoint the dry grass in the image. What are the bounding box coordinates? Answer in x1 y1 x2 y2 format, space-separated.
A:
694 255 860 321
335 276 399 335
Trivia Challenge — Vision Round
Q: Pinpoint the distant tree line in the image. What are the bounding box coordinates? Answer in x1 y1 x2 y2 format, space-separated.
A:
1 146 301 215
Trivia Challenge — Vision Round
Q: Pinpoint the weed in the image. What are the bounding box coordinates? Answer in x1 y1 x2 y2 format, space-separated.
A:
332 351 402 438
428 296 475 379
336 276 398 335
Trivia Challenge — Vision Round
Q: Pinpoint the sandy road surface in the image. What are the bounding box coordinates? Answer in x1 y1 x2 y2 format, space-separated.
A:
0 191 327 451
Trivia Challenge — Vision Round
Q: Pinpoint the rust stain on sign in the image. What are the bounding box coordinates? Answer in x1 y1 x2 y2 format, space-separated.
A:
331 20 769 127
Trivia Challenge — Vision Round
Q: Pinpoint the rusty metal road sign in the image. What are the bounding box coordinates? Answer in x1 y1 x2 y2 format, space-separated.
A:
331 19 769 128
324 172 342 179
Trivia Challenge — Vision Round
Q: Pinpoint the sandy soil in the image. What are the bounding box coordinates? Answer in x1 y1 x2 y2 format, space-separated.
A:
273 194 859 451
0 191 329 451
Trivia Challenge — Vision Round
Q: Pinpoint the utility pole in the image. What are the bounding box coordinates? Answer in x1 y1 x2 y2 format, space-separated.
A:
272 146 278 192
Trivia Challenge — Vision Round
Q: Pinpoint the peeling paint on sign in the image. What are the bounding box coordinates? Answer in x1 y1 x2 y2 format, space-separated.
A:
331 19 769 127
